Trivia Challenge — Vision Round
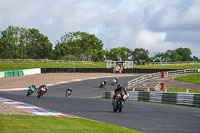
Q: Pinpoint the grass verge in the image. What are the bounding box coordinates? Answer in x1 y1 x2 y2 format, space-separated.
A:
0 115 141 133
175 73 200 84
1 61 200 72
162 88 200 93
0 62 106 71
148 102 200 109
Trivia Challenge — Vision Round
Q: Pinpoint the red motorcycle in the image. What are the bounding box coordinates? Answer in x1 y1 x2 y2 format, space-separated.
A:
37 86 47 98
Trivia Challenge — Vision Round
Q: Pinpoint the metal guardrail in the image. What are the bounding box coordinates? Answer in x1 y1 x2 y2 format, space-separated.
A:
127 69 200 89
154 83 161 91
145 61 200 65
0 59 104 64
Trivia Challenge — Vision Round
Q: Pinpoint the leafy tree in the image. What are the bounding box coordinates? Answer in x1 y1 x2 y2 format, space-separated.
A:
192 56 200 61
105 47 132 61
54 31 105 62
131 48 150 65
165 50 182 62
151 52 167 62
175 47 192 61
152 47 193 62
0 26 52 59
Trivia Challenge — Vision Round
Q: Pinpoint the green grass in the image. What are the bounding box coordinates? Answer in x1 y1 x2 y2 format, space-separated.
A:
162 88 200 93
0 115 140 133
134 64 200 69
0 62 106 71
1 61 200 71
175 73 200 84
149 102 200 109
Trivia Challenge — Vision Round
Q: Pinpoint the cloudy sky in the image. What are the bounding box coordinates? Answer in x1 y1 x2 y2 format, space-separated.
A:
0 0 200 57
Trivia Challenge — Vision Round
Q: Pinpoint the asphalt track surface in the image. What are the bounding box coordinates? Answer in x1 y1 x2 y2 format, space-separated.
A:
1 75 200 133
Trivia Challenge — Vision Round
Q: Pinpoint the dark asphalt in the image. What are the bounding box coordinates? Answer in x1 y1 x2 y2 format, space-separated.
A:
1 75 200 133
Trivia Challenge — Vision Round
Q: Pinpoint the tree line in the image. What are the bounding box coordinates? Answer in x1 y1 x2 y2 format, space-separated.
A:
0 26 199 64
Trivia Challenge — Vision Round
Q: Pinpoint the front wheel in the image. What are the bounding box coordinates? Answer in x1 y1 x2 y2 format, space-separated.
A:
113 101 118 112
118 101 123 112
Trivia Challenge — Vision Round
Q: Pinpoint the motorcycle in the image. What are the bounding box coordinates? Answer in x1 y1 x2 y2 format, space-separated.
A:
99 81 106 88
26 87 36 96
111 78 118 85
113 91 124 112
37 87 47 98
65 90 71 98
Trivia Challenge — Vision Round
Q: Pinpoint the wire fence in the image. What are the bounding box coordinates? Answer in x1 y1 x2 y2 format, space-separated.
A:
145 61 200 65
0 59 104 64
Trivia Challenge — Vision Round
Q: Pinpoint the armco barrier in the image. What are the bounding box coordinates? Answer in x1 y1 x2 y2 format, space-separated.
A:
0 72 4 78
23 68 41 76
103 91 200 106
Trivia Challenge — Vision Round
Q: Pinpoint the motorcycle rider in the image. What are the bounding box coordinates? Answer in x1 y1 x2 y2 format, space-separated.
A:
103 80 106 85
113 76 118 84
66 87 72 96
39 84 48 94
28 84 36 91
27 84 37 96
101 80 106 86
113 84 128 101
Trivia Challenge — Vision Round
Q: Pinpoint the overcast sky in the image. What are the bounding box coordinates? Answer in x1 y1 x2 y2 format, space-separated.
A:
0 0 200 57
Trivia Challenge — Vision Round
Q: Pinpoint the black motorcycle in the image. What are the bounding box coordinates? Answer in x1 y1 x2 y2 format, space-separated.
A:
99 80 106 88
111 78 118 85
113 91 124 112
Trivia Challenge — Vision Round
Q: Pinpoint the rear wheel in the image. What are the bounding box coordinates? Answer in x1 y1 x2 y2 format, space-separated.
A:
37 91 41 98
113 101 118 112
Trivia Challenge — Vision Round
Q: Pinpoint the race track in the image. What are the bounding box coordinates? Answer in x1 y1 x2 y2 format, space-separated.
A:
1 75 200 133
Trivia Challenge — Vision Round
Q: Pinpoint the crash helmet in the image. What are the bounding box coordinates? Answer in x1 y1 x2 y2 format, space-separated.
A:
42 84 47 88
117 84 123 89
32 84 35 87
115 76 118 79
68 87 71 90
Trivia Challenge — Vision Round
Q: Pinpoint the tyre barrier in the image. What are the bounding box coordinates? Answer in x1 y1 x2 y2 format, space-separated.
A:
103 91 200 107
103 91 114 99
0 68 41 78
123 68 180 73
41 68 113 73
4 70 24 77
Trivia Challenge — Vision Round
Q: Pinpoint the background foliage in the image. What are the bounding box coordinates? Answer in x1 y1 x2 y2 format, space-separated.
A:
0 26 199 64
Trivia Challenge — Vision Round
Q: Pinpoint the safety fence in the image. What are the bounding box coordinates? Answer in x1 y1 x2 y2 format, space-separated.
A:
145 61 200 65
103 91 200 107
0 68 41 78
127 69 200 89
